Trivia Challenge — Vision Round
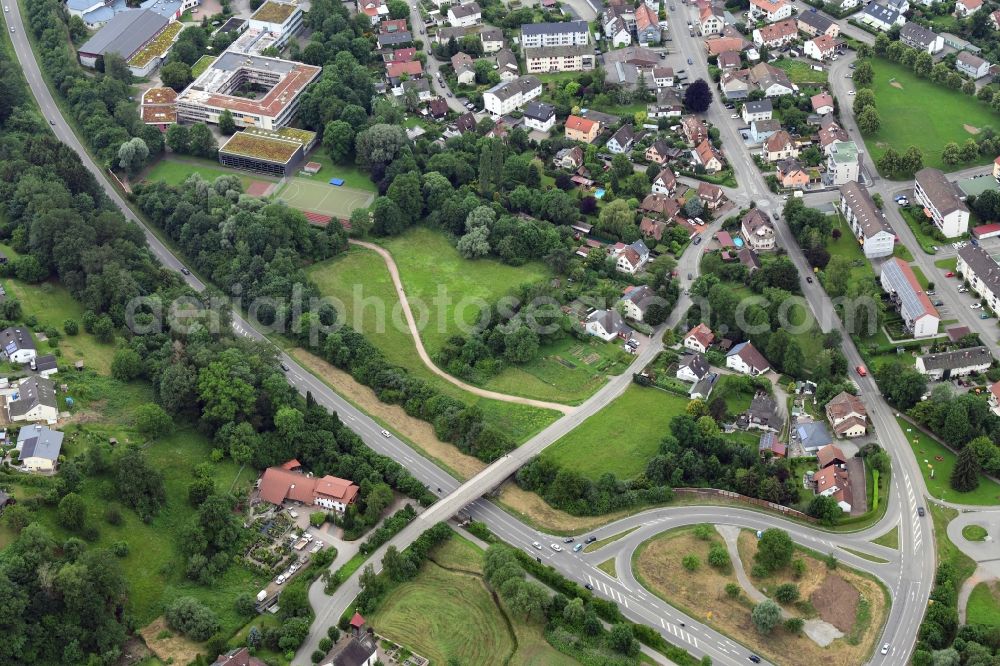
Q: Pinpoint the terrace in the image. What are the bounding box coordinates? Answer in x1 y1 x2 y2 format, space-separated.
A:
251 0 297 24
219 132 302 164
128 22 183 68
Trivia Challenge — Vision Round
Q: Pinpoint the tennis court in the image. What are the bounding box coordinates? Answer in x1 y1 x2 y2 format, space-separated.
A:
277 177 375 220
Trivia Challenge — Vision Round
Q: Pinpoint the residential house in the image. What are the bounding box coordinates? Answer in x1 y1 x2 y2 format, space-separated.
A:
653 66 675 88
523 101 555 132
605 15 632 47
753 19 798 48
759 432 787 458
698 0 725 35
840 181 895 259
818 116 850 152
813 462 852 513
833 0 859 10
750 118 782 144
957 244 1000 313
646 140 674 164
989 382 1000 416
741 209 776 250
521 20 589 47
480 27 503 52
957 51 991 79
358 0 388 24
451 52 475 85
797 11 839 38
212 648 268 666
401 78 431 100
826 140 860 186
726 341 771 376
693 140 724 173
804 34 837 61
620 285 657 321
995 155 1000 181
718 50 742 71
748 62 794 97
427 97 449 118
817 443 848 468
434 25 479 44
690 372 720 400
738 246 762 272
899 23 944 54
742 99 773 123
914 167 969 237
648 88 683 118
698 182 726 209
750 0 792 22
651 167 677 195
681 115 709 145
318 635 378 666
454 111 477 133
635 3 661 44
606 125 637 154
676 352 711 383
0 327 36 364
32 355 59 379
762 130 798 162
448 2 482 27
614 240 651 274
955 0 982 17
554 146 584 170
6 376 59 424
741 392 783 432
482 76 541 116
825 391 868 438
524 45 595 73
916 346 993 379
386 59 423 90
565 114 601 143
720 70 752 100
603 45 660 69
706 35 750 56
684 322 715 353
797 421 833 451
15 424 64 472
991 8 1000 29
810 92 835 115
640 217 668 241
641 193 680 218
259 463 360 512
496 48 519 80
777 158 810 189
377 31 413 48
585 309 631 341
859 2 906 31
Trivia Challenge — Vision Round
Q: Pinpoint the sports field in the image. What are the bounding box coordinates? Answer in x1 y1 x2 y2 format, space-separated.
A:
866 58 999 171
276 177 375 220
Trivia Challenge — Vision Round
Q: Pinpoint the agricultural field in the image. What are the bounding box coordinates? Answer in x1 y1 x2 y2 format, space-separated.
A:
865 58 999 172
369 534 577 666
542 384 688 480
898 417 1000 505
305 245 559 445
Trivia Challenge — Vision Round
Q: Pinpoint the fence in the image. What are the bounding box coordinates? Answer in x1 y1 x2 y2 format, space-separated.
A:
674 487 817 522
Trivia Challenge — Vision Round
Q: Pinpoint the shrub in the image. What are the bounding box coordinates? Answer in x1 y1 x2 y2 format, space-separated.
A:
725 583 741 599
773 583 799 604
165 597 221 641
111 540 129 557
682 555 700 571
311 650 325 663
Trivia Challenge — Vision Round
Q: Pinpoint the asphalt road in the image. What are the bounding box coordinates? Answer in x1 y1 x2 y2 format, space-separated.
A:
6 2 930 664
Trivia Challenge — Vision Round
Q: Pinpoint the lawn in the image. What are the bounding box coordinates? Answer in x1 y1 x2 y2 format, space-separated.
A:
871 525 898 549
542 384 688 480
967 582 1000 626
935 257 958 272
824 214 876 292
143 156 259 188
773 58 828 85
963 524 989 542
294 154 377 192
305 245 558 443
929 503 977 589
899 206 941 255
911 265 930 290
3 378 262 634
370 534 577 666
376 227 551 355
898 416 1000 505
714 374 756 416
865 58 1000 172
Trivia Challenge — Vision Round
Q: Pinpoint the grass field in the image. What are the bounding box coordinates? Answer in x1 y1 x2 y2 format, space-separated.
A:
377 227 551 355
899 206 941 255
294 157 377 192
714 374 756 417
930 503 977 589
865 58 999 172
305 245 558 443
370 534 577 666
872 525 899 549
773 58 828 85
143 157 261 188
898 417 1000 505
824 214 876 292
276 177 375 220
967 582 1000 626
542 384 687 480
963 524 989 542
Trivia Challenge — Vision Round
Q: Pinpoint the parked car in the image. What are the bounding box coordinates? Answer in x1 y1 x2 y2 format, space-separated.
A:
280 362 290 372
687 58 693 64
971 303 983 309
934 300 944 307
730 113 739 119
749 656 762 664
981 312 990 319
945 271 955 278
693 236 702 245
584 583 594 590
848 90 856 95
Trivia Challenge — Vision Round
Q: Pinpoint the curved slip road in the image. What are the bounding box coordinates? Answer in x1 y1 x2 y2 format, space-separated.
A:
348 239 574 414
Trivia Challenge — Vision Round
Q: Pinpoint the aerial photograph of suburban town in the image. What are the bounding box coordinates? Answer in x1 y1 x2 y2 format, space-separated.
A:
8 0 1000 662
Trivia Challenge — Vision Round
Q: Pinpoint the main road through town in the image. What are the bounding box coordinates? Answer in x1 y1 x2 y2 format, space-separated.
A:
7 2 925 664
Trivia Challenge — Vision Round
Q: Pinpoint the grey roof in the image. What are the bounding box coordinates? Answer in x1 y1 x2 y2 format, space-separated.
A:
840 182 892 239
603 45 660 67
957 51 989 70
915 168 968 217
690 372 718 398
752 119 781 133
16 425 64 461
899 22 938 47
0 327 35 355
748 392 782 427
322 636 377 666
630 239 650 260
8 377 57 418
78 9 169 59
797 10 834 32
521 20 588 36
587 308 626 334
213 51 297 75
524 44 592 58
481 27 502 42
609 124 637 147
678 351 710 379
862 2 901 24
377 31 413 46
958 244 1000 301
402 78 430 93
485 76 541 101
919 346 993 371
523 101 555 121
727 341 770 371
496 48 518 71
796 421 832 450
744 99 773 114
34 355 58 372
450 2 482 18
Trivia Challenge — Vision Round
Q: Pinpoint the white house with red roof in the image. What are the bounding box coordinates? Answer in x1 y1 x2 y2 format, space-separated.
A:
651 167 677 195
810 92 835 115
752 19 797 48
750 0 792 22
684 323 715 353
991 9 1000 29
258 461 359 513
726 341 771 376
989 382 1000 416
613 240 651 274
805 35 838 61
955 0 982 17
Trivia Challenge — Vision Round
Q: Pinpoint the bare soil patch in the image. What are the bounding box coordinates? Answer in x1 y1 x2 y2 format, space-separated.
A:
497 482 636 534
889 81 903 89
139 617 203 666
291 348 487 479
965 124 981 135
811 574 860 633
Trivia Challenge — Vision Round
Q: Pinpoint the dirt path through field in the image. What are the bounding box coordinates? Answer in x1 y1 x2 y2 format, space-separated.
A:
348 239 574 414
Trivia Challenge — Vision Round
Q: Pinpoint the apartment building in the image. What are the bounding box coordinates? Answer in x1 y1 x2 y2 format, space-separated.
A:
839 181 894 259
914 167 969 237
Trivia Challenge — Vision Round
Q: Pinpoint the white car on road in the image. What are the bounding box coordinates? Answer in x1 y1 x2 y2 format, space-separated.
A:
971 303 983 309
550 543 563 552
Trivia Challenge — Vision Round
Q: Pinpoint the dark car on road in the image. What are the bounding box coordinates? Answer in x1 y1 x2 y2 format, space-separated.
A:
585 536 597 543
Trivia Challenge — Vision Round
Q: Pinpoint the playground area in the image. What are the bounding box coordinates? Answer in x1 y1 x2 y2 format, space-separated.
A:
275 177 375 223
